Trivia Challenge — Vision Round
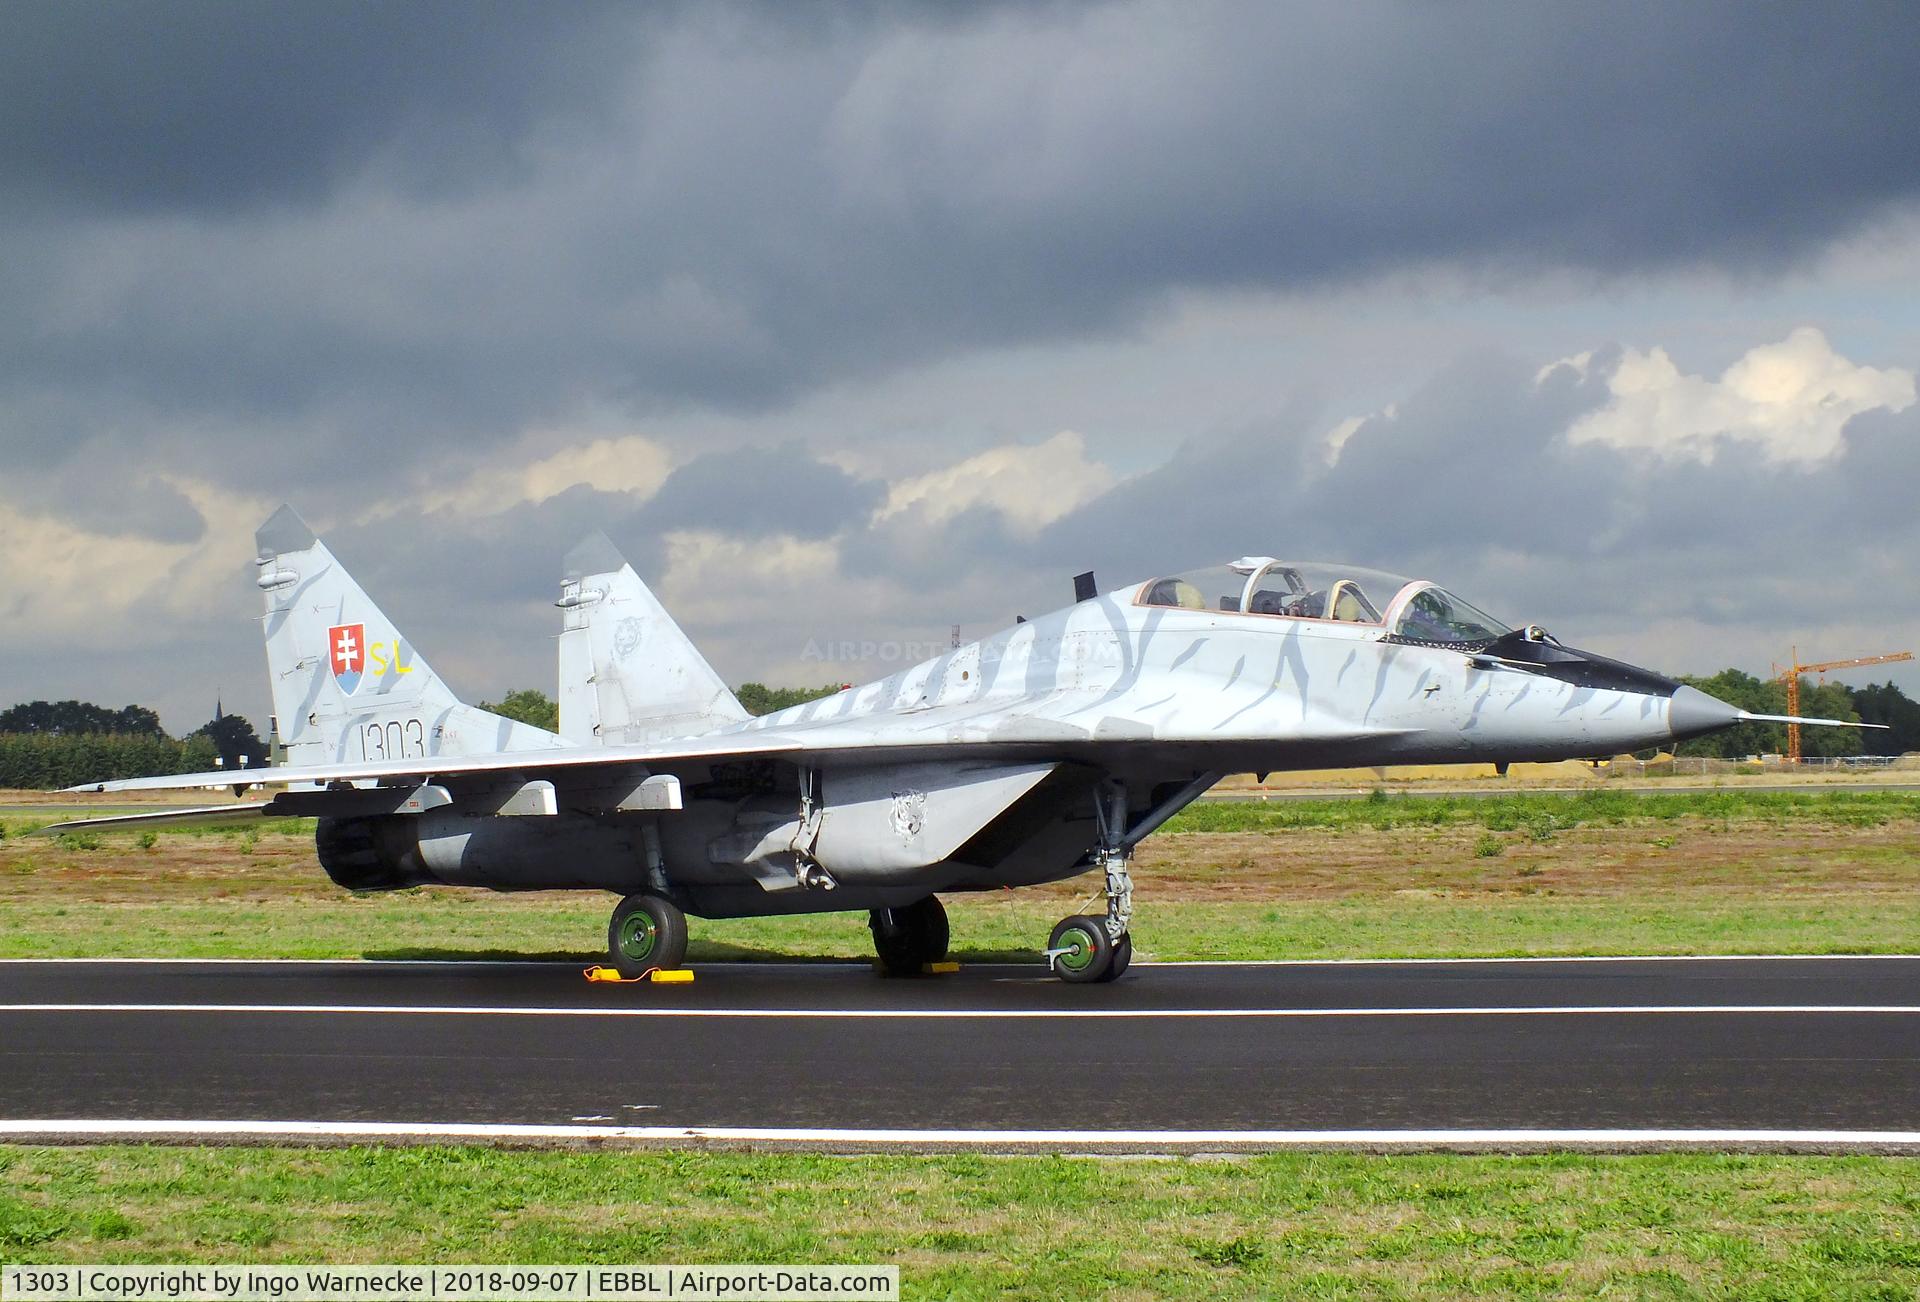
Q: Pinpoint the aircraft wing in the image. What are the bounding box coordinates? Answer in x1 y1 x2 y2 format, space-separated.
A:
69 693 1409 797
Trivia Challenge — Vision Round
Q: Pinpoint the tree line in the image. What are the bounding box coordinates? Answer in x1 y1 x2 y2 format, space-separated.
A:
0 700 265 789
0 684 848 789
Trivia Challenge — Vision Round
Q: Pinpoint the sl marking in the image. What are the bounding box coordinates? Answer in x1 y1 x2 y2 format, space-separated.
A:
367 640 415 675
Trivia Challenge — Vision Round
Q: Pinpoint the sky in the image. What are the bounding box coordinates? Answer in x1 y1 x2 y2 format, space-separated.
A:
3 0 1919 734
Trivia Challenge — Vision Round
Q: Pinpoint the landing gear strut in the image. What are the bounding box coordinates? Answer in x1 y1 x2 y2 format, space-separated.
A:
608 893 688 978
1048 782 1134 983
870 895 949 977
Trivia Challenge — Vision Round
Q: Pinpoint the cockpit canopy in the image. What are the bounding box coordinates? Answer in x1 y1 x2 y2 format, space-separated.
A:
1136 557 1511 645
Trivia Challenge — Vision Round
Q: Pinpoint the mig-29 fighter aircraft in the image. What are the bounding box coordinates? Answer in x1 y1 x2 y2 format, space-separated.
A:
60 507 1867 983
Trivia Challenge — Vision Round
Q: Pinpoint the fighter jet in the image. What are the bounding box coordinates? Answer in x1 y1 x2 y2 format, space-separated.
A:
59 507 1869 982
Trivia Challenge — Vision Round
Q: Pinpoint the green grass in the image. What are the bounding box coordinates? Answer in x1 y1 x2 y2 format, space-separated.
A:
2 789 1918 961
1 1147 1917 1298
2 892 1917 964
1167 789 1920 834
0 817 313 840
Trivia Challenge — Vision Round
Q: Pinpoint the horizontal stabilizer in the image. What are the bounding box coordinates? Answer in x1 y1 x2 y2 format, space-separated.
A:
34 804 275 836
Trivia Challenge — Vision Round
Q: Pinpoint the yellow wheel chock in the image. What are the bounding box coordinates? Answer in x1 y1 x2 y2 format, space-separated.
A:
584 965 694 984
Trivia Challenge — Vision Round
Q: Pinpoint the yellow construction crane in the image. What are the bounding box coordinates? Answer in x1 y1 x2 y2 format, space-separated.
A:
1770 647 1914 762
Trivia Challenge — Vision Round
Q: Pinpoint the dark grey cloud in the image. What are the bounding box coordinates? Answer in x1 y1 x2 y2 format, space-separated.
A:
842 502 1027 584
4 1 1920 495
0 1 643 215
1 466 206 543
344 486 643 617
638 443 884 539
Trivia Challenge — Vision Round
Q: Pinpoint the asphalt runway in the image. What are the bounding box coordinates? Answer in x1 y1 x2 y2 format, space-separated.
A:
2 957 1918 1150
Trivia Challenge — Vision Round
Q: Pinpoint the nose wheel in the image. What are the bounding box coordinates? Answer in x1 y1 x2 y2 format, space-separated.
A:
1047 914 1129 982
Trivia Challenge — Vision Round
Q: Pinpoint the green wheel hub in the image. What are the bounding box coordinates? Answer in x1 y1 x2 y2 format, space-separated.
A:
618 911 660 962
1055 924 1099 974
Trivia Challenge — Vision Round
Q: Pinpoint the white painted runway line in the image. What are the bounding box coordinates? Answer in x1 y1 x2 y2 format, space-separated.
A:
0 957 595 967
0 954 1916 967
1147 953 1920 966
1 1119 1917 1148
1 1002 1917 1019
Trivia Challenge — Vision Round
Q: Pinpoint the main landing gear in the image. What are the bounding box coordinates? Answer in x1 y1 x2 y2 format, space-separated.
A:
869 895 950 977
1047 782 1135 984
608 893 689 978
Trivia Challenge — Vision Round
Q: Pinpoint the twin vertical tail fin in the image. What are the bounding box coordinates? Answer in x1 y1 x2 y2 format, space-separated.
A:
557 532 750 745
255 506 565 766
252 507 740 763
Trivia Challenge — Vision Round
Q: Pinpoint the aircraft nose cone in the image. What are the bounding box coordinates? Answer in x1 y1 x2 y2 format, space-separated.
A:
1668 685 1742 741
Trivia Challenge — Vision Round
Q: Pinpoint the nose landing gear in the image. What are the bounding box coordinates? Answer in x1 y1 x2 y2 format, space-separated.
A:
1047 782 1135 983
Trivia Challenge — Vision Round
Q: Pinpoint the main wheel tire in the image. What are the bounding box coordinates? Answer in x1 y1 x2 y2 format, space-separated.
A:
608 894 689 978
870 896 950 977
1095 931 1133 982
1048 914 1114 983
